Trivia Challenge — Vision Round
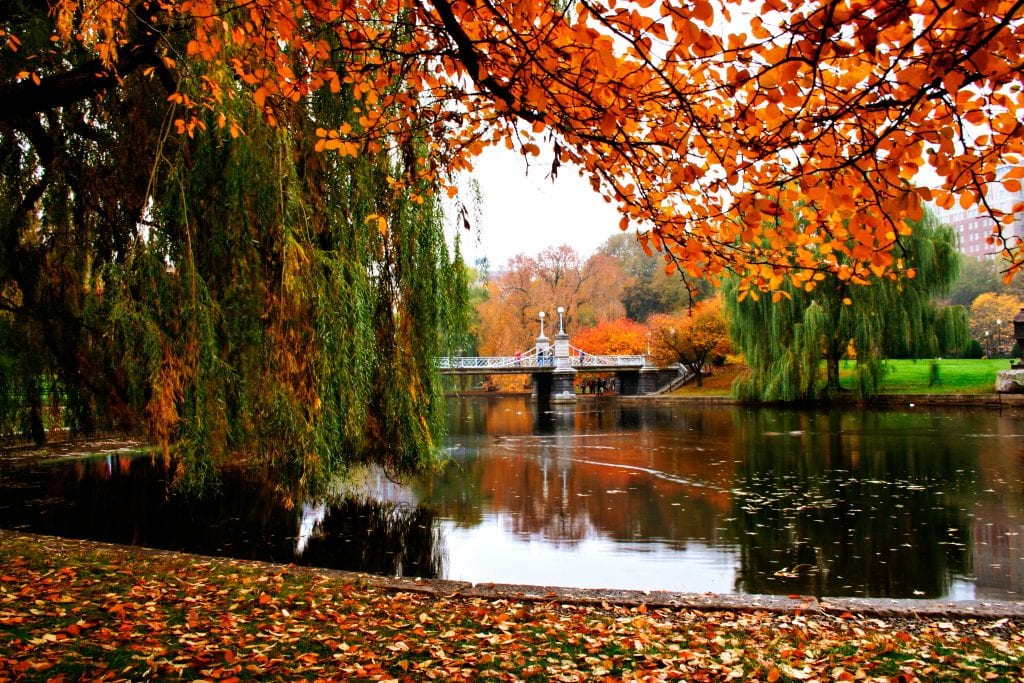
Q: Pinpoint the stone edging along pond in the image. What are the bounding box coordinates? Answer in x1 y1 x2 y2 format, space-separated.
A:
464 390 1024 408
4 531 1023 621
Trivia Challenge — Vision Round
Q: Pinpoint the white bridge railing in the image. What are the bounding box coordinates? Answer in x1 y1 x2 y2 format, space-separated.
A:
437 345 646 370
567 345 645 368
437 346 549 369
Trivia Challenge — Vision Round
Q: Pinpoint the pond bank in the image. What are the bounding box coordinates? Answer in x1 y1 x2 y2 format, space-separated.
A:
1 530 1022 681
622 392 1024 408
452 390 1024 409
18 530 1021 619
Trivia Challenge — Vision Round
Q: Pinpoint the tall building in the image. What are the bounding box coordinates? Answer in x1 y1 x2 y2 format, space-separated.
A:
937 165 1024 260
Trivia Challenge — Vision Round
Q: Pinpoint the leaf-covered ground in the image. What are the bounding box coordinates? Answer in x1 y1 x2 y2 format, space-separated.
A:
1 532 1022 681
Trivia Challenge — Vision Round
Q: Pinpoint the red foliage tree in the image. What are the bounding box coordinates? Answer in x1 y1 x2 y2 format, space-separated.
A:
572 319 649 356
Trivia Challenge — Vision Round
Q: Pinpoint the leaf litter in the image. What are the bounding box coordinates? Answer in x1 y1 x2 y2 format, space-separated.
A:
1 532 1022 681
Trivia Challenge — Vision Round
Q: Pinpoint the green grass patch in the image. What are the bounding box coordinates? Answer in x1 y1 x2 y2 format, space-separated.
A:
672 359 1009 397
842 358 1009 395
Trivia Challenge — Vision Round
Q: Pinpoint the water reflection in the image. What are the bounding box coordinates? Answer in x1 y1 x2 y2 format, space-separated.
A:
727 410 976 598
2 398 1024 599
434 397 1024 598
0 454 443 578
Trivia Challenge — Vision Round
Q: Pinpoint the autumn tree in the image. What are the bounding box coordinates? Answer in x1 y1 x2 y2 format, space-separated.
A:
969 292 1022 357
7 0 1024 284
0 8 466 493
726 212 969 401
598 233 712 320
475 245 629 357
648 300 730 387
572 318 649 356
5 0 1024 474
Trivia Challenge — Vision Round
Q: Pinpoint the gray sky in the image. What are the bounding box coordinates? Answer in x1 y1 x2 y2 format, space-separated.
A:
456 147 627 268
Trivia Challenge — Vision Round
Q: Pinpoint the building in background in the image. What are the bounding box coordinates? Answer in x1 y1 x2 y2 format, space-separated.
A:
937 165 1024 259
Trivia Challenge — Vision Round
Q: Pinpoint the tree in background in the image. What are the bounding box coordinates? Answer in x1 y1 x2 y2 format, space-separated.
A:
572 319 649 356
648 300 730 387
947 257 1024 308
531 247 628 330
598 234 711 320
969 293 1023 358
725 213 969 401
475 246 628 357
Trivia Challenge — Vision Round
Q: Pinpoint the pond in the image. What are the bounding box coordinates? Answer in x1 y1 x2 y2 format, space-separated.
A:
2 396 1024 601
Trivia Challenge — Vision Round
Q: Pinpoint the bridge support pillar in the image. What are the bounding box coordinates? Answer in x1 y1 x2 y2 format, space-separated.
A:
616 368 658 395
547 328 577 402
638 366 660 395
531 372 553 403
551 368 578 403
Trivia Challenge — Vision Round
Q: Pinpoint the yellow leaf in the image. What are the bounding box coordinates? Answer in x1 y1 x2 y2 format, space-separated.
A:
365 214 387 236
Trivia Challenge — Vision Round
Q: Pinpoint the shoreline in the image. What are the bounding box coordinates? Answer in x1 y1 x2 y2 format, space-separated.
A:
3 530 1023 620
4 530 1022 680
4 397 1023 623
446 390 1024 409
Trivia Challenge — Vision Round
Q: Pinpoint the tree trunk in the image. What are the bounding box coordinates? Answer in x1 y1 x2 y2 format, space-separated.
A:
26 381 46 446
686 360 703 387
825 351 841 396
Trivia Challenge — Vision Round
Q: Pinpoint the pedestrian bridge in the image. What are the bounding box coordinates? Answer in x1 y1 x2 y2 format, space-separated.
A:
436 308 693 401
437 343 689 401
437 345 645 375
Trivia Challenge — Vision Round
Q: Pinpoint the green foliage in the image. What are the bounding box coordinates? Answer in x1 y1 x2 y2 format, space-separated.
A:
726 212 968 402
0 26 467 494
962 339 985 359
598 233 709 320
946 255 1024 307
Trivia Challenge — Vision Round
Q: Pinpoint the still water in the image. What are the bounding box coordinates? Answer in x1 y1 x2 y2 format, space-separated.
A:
2 397 1024 601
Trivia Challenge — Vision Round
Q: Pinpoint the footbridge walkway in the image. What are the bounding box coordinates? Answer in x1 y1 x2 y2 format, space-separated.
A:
437 345 645 374
437 314 689 402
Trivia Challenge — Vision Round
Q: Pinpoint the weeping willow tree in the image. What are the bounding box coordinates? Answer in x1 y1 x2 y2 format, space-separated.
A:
0 10 466 496
725 211 969 402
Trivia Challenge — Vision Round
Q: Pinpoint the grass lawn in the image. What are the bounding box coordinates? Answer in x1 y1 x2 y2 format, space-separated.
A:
669 359 1008 397
2 531 1023 681
842 358 1009 395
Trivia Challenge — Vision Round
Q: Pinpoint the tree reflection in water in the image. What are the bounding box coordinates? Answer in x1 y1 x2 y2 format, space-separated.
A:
727 409 976 598
2 399 1023 599
431 397 1024 599
0 454 443 579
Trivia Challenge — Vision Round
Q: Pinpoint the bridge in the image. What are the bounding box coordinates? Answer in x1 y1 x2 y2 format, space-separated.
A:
437 308 689 402
437 345 645 374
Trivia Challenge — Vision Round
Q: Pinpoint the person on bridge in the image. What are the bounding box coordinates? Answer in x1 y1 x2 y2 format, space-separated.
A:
515 350 522 365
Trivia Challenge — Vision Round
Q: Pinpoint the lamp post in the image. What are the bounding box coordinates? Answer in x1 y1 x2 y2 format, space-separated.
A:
557 306 565 335
996 318 1002 358
985 330 991 358
538 311 545 338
